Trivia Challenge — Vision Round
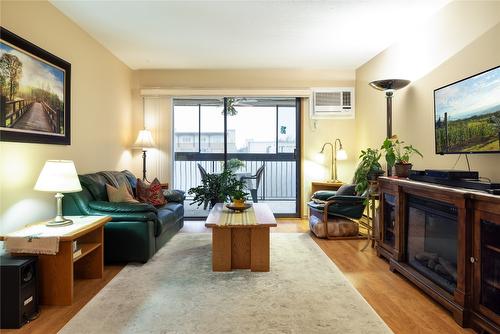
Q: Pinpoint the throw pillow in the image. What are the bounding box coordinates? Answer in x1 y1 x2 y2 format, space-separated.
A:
335 184 357 196
136 178 167 207
106 183 139 203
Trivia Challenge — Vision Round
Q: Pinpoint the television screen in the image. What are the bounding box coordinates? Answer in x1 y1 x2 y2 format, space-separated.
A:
434 65 500 154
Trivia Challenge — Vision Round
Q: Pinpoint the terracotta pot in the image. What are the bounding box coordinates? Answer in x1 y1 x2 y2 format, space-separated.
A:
394 163 413 178
232 199 245 207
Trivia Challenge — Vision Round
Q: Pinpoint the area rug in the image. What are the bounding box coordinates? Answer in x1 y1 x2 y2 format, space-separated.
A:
60 233 392 334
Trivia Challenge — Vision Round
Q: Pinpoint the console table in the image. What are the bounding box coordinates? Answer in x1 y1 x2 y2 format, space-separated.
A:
377 177 499 333
1 216 111 306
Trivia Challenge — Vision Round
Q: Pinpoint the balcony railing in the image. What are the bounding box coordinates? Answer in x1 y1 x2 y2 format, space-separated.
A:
173 154 296 201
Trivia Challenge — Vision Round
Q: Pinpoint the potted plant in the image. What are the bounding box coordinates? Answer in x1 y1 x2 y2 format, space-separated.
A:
188 169 246 209
354 148 384 194
229 186 249 208
381 136 423 178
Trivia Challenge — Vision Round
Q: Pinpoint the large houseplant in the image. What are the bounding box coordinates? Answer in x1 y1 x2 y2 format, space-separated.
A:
354 148 384 194
381 136 423 177
188 169 247 208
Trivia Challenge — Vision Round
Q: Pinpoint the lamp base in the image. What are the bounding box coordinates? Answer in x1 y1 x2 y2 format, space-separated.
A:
326 179 343 184
46 216 73 227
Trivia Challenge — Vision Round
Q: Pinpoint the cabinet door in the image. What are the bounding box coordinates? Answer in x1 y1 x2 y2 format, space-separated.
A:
378 191 397 254
473 210 500 326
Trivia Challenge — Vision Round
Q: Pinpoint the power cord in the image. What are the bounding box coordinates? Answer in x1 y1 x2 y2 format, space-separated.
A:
465 154 471 171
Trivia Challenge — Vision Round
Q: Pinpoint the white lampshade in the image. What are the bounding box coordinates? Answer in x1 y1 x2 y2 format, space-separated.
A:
133 129 155 150
34 160 82 193
336 149 348 161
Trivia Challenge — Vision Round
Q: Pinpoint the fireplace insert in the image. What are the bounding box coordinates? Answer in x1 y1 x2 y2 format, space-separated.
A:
406 195 458 294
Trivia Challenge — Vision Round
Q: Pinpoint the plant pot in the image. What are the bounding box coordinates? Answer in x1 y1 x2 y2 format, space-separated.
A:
394 163 413 178
232 199 245 207
367 169 385 181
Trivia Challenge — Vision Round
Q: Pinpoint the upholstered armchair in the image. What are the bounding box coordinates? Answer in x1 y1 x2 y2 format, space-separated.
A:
307 187 367 239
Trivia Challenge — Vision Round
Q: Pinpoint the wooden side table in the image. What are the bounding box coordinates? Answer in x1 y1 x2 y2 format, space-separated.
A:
310 181 343 197
1 216 111 306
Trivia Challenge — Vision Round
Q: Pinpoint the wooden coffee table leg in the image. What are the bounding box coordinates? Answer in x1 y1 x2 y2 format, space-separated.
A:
212 227 231 271
251 227 270 272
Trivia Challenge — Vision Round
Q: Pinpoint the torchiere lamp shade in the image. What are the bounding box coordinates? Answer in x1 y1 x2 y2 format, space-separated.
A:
369 79 411 91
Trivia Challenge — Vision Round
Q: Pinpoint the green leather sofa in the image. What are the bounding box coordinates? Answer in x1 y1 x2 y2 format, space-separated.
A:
62 170 184 263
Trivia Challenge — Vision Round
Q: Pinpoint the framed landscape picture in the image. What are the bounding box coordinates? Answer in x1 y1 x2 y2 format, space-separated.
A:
0 27 71 145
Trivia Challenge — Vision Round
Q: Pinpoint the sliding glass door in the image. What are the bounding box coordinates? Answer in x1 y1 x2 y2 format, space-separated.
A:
173 97 300 218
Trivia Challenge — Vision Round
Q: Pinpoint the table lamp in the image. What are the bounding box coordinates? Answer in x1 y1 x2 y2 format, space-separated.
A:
133 129 155 181
34 160 82 227
319 138 348 183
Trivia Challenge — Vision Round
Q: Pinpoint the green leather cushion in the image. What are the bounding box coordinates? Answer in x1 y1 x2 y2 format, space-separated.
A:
312 190 337 201
308 195 366 220
88 201 157 213
155 205 183 236
79 174 110 201
162 202 184 220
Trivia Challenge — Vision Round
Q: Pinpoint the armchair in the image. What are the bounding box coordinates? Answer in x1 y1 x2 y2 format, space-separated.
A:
307 188 367 239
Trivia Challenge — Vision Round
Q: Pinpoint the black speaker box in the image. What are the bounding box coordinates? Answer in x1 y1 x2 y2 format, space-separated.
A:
1 255 39 329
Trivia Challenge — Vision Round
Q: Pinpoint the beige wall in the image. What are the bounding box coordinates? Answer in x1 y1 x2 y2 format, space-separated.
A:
132 69 356 215
0 1 133 234
356 1 500 181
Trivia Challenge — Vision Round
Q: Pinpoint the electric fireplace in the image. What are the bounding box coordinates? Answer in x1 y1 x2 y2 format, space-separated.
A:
406 195 458 294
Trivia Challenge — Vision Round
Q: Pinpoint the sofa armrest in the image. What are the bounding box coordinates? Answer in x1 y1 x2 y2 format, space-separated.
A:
88 201 157 213
163 189 185 203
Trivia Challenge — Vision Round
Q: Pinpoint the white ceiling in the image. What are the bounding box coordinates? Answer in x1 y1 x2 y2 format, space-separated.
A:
51 0 449 70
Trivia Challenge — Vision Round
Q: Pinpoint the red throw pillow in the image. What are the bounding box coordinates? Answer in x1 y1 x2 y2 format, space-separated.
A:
136 178 166 207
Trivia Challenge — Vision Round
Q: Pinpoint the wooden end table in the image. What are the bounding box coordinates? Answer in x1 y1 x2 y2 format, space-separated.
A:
205 203 277 272
1 215 111 305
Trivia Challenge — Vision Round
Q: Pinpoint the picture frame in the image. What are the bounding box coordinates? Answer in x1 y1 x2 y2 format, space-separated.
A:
0 27 71 145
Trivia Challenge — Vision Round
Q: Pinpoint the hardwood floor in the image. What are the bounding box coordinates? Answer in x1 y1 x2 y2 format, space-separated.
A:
6 219 471 334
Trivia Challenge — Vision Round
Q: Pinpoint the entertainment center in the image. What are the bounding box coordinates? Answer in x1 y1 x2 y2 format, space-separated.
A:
377 176 499 333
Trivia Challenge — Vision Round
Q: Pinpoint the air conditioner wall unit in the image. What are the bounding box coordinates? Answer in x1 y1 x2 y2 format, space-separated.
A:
310 87 355 119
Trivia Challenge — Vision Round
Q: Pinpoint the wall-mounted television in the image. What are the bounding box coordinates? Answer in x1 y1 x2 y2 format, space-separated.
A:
434 65 500 154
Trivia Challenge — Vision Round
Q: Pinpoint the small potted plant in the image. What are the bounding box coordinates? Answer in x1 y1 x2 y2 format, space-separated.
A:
230 186 248 208
354 147 384 194
381 136 423 178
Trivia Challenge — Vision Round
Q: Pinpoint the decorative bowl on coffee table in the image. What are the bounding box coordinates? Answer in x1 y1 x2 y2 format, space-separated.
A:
226 203 252 212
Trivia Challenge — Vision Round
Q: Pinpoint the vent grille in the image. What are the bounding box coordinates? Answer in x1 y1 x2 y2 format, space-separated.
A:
315 92 341 106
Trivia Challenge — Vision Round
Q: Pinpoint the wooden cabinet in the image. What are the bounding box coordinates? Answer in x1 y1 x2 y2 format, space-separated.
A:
471 195 500 333
376 177 500 333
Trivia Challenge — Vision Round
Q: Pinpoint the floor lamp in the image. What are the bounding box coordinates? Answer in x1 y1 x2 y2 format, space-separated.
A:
133 96 156 181
369 79 410 175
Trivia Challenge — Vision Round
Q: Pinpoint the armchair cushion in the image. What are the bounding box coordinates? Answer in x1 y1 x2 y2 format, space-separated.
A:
89 201 157 213
335 184 357 196
312 190 337 201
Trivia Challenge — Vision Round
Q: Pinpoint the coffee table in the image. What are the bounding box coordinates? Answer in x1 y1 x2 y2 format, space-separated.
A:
205 203 277 272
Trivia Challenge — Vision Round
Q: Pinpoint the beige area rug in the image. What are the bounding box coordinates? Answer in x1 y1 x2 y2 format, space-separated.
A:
60 233 392 334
